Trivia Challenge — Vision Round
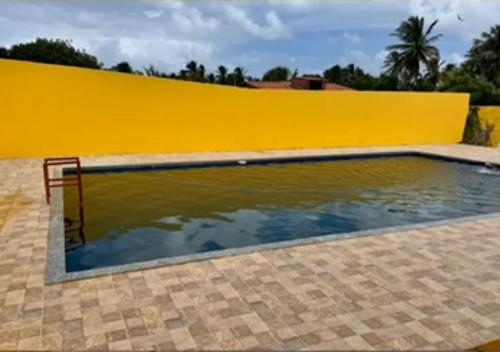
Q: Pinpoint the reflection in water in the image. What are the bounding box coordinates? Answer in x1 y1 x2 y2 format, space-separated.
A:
64 203 86 252
479 167 500 176
64 156 500 272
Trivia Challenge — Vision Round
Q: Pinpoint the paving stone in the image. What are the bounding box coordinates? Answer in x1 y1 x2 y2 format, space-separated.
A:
1 146 500 350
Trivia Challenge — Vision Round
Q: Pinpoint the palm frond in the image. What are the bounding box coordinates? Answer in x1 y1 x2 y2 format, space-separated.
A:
425 19 439 36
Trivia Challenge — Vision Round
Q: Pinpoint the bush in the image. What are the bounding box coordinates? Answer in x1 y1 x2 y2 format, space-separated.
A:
440 70 500 105
462 106 494 146
7 38 101 69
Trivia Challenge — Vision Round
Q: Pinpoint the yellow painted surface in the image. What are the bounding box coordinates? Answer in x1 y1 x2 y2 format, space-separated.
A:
478 106 500 148
0 59 470 158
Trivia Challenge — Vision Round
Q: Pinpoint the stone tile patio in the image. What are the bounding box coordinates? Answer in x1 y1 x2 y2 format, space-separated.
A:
1 144 500 351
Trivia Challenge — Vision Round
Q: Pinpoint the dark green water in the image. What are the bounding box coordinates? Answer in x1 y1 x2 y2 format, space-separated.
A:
64 156 500 272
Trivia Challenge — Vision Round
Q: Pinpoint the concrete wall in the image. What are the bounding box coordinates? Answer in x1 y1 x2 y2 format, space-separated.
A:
478 106 500 147
0 59 470 158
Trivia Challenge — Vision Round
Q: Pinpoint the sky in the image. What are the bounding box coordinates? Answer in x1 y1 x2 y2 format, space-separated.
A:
0 0 499 77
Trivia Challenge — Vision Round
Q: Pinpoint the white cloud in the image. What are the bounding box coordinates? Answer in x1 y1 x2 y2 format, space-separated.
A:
171 6 219 33
145 0 185 12
0 0 498 76
269 0 408 32
339 49 388 75
376 50 389 62
328 31 362 44
143 10 163 19
342 32 362 44
445 52 466 65
224 6 290 40
95 37 215 72
409 0 500 41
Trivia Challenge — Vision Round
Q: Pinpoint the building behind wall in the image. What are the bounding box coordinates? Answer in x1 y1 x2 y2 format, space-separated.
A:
246 76 353 91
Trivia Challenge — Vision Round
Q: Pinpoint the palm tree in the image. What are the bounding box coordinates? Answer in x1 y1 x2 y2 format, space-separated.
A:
216 65 228 85
384 16 442 87
186 60 197 74
423 55 444 90
197 64 206 81
465 25 500 87
232 66 246 86
383 51 402 78
185 60 198 80
143 65 167 78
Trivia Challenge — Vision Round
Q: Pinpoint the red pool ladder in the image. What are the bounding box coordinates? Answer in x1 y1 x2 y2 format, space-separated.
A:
43 157 86 250
43 157 83 208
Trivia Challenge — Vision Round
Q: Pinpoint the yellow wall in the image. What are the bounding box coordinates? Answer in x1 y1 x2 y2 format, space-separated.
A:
0 59 470 158
478 106 500 148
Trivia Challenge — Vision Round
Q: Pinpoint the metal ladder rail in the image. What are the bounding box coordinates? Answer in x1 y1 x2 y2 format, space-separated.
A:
43 157 85 249
43 157 83 207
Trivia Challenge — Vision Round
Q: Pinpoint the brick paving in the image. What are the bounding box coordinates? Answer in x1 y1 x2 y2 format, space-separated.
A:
0 145 500 351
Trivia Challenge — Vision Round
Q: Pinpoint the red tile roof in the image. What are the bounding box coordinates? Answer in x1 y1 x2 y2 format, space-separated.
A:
245 81 353 91
245 81 292 90
324 83 354 91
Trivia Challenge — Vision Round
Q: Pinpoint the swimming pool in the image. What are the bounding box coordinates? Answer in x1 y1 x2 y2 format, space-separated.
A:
62 153 500 273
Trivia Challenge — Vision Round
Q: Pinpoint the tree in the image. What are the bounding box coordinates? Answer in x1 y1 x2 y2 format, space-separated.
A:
143 65 168 78
7 38 101 69
0 47 7 58
323 64 376 90
185 60 200 81
216 65 228 84
228 66 246 87
440 70 500 105
207 73 215 83
371 75 400 91
443 63 457 74
383 51 402 78
186 60 197 73
110 61 133 73
384 16 442 88
420 55 443 91
191 64 206 82
262 66 290 81
179 61 206 82
323 65 343 83
464 25 500 87
178 68 188 80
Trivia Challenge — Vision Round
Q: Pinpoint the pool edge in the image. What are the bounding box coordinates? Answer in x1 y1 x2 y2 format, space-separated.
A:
46 150 500 284
62 150 500 175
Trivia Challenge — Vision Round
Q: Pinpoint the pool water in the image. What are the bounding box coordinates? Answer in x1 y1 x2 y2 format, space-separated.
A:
64 156 500 272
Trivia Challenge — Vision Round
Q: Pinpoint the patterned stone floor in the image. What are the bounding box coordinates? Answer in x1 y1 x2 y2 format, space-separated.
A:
1 145 500 351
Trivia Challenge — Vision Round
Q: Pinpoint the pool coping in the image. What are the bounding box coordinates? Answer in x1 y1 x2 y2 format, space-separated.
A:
46 150 500 284
64 150 499 174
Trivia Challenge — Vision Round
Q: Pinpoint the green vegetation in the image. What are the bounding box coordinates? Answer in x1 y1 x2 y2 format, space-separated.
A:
216 65 228 84
110 61 134 74
384 16 441 90
440 70 500 105
462 106 494 146
0 19 498 105
324 64 380 90
143 65 168 78
0 38 101 69
464 25 500 87
262 66 291 81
